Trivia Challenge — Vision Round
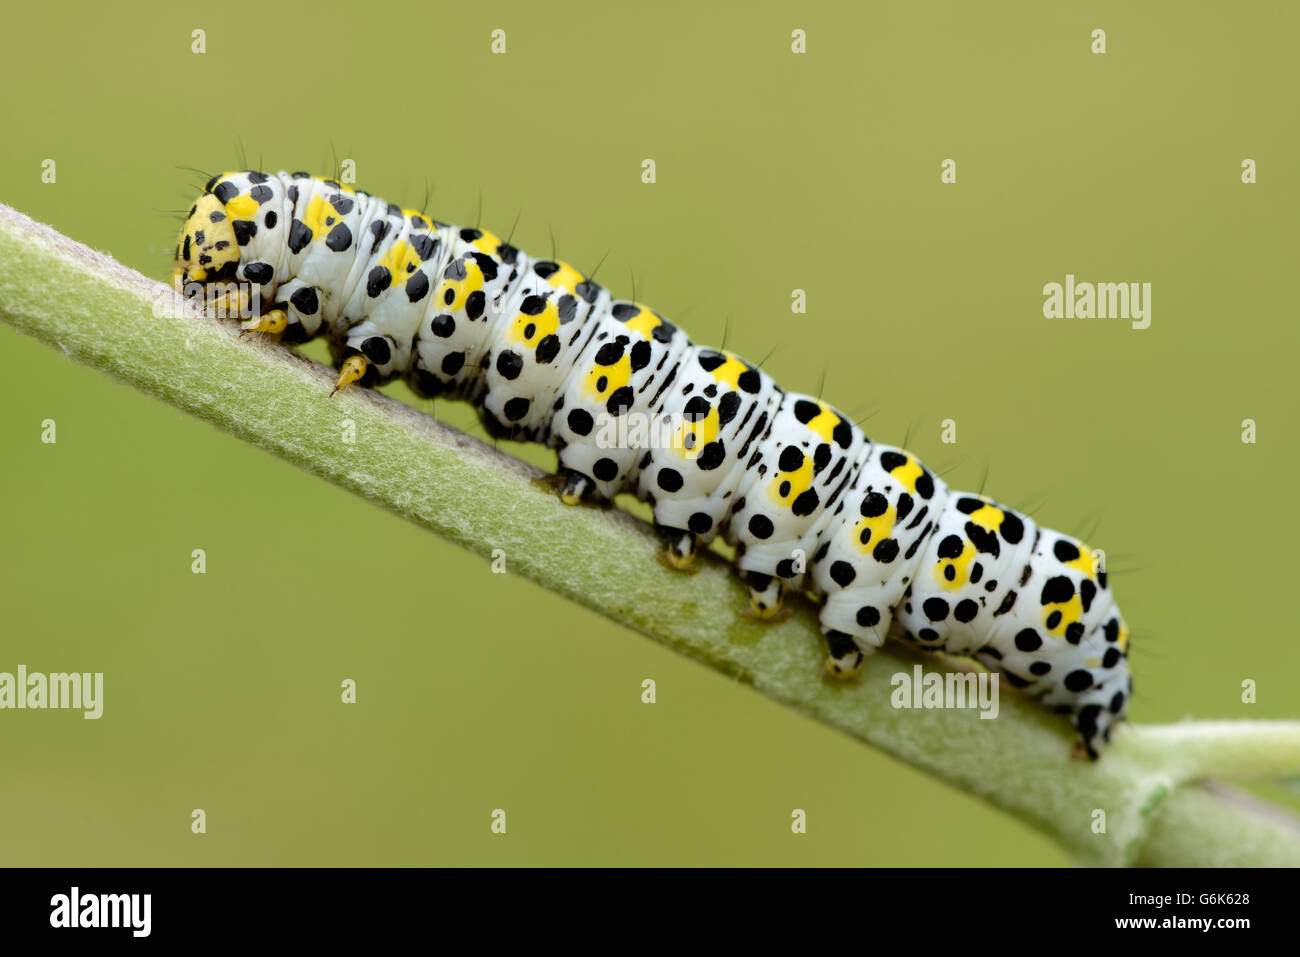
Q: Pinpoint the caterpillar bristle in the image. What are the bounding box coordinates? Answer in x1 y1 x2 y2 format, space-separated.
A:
901 418 918 449
586 248 612 283
1075 513 1103 543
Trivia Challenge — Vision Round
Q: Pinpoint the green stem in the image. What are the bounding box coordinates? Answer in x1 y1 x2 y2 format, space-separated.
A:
1 201 1296 866
1123 721 1300 784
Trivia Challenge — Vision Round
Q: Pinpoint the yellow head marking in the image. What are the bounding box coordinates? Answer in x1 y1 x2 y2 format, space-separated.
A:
173 193 239 289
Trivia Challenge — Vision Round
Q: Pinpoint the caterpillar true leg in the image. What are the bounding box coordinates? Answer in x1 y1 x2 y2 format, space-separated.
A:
241 308 287 337
331 355 368 396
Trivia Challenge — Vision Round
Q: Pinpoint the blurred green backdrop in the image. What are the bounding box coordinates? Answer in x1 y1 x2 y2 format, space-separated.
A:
1 0 1297 866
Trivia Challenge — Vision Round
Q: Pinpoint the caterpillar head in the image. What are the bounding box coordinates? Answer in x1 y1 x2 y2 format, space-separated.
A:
171 172 289 318
172 193 239 290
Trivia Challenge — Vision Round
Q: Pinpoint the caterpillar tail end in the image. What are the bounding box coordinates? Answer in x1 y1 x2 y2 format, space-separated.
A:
331 355 369 397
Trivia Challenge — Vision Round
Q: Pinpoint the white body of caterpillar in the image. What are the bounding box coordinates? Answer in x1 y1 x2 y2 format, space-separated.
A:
173 170 1132 756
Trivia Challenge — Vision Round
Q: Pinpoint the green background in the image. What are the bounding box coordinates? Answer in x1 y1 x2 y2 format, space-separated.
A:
1 0 1296 865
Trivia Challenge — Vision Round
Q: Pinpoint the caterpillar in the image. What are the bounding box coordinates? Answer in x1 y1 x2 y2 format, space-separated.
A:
172 170 1132 757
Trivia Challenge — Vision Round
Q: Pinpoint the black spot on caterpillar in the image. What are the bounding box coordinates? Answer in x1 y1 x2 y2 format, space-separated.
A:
173 171 1132 757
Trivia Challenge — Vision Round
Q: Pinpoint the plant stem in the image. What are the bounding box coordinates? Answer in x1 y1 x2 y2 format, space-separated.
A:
2 201 1297 866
